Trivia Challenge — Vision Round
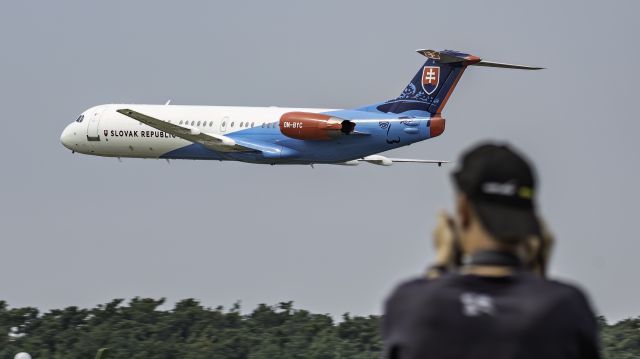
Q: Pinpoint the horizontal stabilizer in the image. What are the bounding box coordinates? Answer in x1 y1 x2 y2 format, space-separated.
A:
416 49 543 70
474 61 544 70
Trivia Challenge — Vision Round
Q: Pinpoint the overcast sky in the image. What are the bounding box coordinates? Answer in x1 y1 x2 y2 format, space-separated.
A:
1 0 638 322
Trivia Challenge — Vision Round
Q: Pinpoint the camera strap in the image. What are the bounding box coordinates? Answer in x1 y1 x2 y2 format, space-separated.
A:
463 250 523 268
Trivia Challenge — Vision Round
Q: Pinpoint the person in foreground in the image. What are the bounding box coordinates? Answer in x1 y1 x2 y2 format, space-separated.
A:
382 142 600 359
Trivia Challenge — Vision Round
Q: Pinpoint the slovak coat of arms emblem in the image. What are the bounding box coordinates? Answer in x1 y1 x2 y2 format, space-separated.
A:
421 66 440 95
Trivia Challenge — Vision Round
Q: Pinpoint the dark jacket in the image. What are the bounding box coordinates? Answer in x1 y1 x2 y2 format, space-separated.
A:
383 271 600 359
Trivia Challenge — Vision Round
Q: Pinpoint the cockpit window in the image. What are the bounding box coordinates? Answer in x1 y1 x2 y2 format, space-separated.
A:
76 115 84 123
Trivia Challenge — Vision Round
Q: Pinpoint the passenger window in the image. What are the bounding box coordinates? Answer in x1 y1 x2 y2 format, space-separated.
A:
197 121 201 126
240 122 244 128
231 122 235 127
222 121 226 127
251 122 255 127
179 120 183 125
191 121 195 126
209 121 213 127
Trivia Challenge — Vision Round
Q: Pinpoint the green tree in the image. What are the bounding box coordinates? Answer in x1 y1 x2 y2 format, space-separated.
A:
600 316 640 359
0 299 638 358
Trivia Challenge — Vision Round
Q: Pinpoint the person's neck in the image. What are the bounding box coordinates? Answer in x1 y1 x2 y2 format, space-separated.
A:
460 223 518 277
460 265 515 277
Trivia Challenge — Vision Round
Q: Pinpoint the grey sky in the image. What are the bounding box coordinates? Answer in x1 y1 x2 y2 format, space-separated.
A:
1 0 638 322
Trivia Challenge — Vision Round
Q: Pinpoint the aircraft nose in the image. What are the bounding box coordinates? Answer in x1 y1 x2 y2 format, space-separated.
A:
60 123 75 150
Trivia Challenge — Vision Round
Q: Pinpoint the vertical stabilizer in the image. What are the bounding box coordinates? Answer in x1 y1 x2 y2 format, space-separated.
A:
369 49 542 116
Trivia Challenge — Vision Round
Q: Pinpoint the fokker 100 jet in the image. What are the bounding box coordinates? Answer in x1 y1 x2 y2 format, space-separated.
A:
60 49 541 166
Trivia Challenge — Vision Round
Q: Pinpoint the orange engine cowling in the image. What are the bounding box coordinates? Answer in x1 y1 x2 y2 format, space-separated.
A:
280 112 355 140
429 115 446 138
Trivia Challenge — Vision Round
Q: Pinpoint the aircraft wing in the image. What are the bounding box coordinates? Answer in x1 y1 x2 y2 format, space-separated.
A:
116 109 257 153
356 155 450 166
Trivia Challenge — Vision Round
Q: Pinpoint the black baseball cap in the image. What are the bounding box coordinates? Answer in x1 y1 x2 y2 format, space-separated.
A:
452 143 541 241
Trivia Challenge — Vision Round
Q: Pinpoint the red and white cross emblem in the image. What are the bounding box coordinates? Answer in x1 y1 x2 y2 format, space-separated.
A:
421 66 440 95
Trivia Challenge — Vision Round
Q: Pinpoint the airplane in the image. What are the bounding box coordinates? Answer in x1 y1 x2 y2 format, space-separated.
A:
60 49 541 166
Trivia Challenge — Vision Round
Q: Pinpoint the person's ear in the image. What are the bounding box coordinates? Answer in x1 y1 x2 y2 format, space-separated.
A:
456 193 472 230
520 237 541 267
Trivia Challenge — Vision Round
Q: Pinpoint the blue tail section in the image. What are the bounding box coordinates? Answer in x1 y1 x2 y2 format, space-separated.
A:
364 50 480 116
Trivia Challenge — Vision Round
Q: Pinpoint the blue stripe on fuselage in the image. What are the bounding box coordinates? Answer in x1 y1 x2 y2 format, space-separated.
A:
160 111 435 163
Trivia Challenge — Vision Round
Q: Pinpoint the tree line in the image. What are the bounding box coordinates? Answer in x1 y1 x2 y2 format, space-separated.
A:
0 299 637 358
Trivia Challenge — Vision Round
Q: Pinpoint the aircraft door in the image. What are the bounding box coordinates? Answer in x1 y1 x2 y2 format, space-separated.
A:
220 116 229 132
86 106 106 141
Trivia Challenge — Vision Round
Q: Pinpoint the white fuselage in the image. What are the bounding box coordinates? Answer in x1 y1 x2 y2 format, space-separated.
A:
61 104 333 158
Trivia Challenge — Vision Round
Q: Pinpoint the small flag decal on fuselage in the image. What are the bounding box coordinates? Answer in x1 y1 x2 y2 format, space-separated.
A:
422 66 440 95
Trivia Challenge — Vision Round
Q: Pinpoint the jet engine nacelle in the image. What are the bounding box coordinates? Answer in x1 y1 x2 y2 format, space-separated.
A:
279 112 355 140
429 115 446 138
